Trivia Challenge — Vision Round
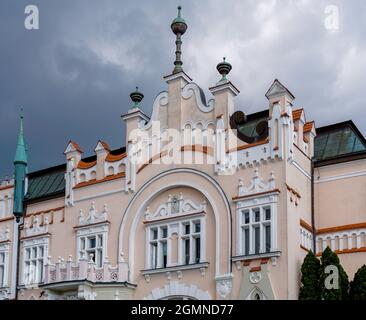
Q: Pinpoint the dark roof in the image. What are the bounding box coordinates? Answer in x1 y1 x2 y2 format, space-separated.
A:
237 109 268 138
235 109 366 166
24 146 127 204
314 120 366 165
25 164 66 203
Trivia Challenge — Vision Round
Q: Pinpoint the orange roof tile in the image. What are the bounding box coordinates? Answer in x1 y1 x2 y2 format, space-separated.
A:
64 140 83 154
105 152 126 162
303 121 315 133
97 140 110 151
292 108 304 121
77 160 97 169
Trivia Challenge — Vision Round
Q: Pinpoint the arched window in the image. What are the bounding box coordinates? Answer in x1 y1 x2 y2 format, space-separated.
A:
107 166 114 176
79 173 86 183
90 171 96 180
118 163 126 173
248 288 266 300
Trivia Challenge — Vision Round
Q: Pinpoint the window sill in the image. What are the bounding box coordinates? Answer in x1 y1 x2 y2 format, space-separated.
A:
141 262 209 275
232 251 281 262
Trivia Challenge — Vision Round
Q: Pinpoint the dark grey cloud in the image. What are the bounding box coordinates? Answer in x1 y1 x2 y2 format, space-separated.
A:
1 0 365 177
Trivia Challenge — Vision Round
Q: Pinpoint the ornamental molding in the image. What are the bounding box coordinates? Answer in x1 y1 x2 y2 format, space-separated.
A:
140 91 169 130
182 83 215 113
144 193 207 222
215 274 233 299
249 271 262 284
238 169 275 197
24 216 49 237
78 202 108 226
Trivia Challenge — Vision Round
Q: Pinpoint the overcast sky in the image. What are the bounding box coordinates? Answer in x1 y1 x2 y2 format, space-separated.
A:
0 0 365 177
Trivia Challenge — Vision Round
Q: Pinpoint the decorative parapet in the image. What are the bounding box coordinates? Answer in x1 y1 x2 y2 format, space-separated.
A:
237 169 276 197
144 193 207 222
316 225 366 255
24 216 48 237
44 254 128 285
78 202 108 226
300 225 313 251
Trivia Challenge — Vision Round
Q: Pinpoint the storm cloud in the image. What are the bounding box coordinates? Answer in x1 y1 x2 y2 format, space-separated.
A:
1 0 365 177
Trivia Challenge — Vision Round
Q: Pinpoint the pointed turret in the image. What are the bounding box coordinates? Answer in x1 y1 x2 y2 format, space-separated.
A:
13 111 28 222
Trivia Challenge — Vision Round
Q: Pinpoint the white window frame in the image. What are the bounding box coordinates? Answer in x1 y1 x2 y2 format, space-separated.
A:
145 215 206 270
0 244 9 288
76 223 108 268
22 237 49 285
236 193 278 257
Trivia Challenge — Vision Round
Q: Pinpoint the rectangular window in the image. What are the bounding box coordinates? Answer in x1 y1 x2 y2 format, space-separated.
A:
244 211 250 224
79 234 104 267
253 209 260 222
23 245 46 285
194 221 201 233
0 252 5 287
254 226 260 254
184 238 190 265
184 224 190 235
147 218 204 269
161 227 168 239
244 228 250 255
265 225 271 252
151 242 158 269
162 241 167 268
240 205 274 256
194 237 201 263
265 208 271 221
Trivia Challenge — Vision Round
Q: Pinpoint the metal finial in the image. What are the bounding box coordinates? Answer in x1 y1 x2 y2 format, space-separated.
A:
171 6 187 74
216 57 232 82
130 87 144 109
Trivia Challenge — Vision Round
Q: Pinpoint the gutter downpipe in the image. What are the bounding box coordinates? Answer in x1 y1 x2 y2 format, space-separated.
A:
311 159 316 252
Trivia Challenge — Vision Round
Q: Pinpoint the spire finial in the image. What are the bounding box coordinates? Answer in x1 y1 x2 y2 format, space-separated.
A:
171 6 187 74
130 87 144 109
216 57 232 83
13 108 28 222
14 109 27 165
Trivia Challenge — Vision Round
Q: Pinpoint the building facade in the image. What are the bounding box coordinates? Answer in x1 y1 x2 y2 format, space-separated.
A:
0 8 365 300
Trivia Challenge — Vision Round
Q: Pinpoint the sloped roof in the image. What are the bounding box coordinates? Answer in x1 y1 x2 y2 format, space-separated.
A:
25 164 66 202
314 121 366 163
25 146 127 203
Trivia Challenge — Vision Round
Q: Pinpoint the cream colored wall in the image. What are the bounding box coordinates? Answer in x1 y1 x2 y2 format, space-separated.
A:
286 147 313 299
314 159 366 228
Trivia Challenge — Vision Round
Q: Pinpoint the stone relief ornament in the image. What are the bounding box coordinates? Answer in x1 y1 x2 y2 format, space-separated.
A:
78 202 108 225
144 193 207 221
24 216 49 237
216 278 233 298
249 271 262 284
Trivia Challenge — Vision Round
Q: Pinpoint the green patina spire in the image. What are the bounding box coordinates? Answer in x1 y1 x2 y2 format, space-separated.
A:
171 6 188 74
14 110 27 164
13 110 28 222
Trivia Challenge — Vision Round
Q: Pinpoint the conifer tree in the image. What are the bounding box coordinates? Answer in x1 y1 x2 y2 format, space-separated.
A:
349 265 366 300
320 247 349 300
299 250 321 300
